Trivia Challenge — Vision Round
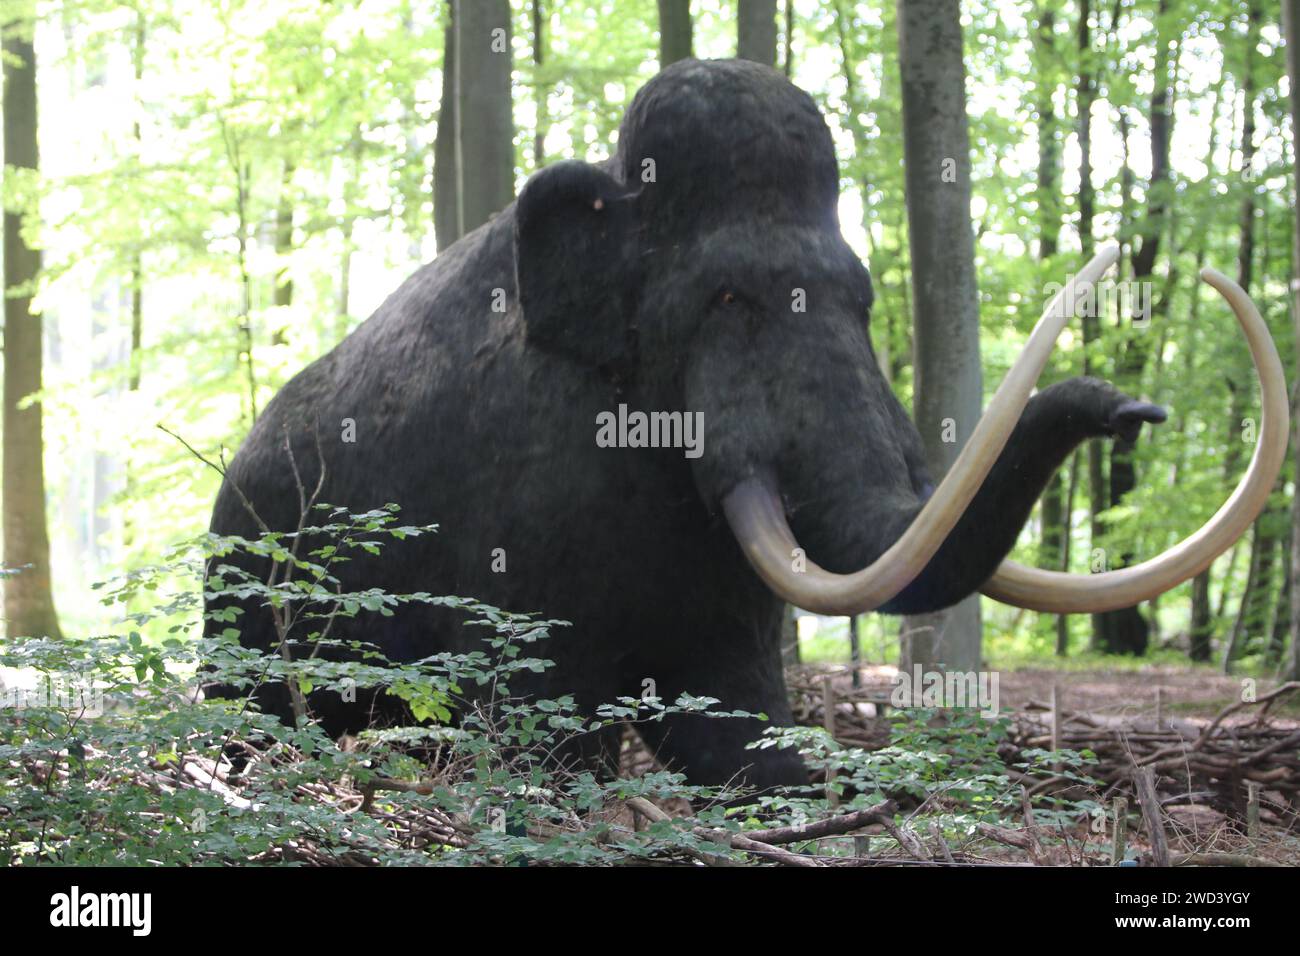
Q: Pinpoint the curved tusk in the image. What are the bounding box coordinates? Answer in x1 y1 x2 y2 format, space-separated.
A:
723 243 1122 615
982 268 1289 613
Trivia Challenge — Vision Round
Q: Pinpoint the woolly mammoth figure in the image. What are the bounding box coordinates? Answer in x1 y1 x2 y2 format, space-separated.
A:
205 59 1287 790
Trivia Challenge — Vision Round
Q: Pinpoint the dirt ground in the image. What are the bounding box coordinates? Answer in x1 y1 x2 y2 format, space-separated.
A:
987 667 1274 717
810 663 1299 725
782 664 1300 864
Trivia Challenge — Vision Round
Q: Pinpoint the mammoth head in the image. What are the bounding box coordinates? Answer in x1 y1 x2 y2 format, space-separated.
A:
514 59 1289 617
515 58 843 376
610 58 842 238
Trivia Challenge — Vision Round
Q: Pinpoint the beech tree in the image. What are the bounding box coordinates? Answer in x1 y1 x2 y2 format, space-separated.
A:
896 0 983 672
434 0 515 248
2 4 62 640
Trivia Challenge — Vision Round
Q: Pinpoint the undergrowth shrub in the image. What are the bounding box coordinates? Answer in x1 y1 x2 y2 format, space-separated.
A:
0 504 1102 865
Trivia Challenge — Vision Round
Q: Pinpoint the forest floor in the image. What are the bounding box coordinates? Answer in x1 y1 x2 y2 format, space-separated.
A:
996 667 1300 719
776 662 1300 866
806 662 1300 723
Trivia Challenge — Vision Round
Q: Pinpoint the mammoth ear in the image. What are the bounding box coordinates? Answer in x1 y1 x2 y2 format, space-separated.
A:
514 160 640 372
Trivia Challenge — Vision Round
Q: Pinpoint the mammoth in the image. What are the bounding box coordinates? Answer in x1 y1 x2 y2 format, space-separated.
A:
205 59 1287 790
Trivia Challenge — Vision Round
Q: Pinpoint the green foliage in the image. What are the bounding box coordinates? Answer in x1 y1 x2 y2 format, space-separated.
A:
6 0 1295 868
2 509 1107 865
0 508 729 865
19 0 1300 695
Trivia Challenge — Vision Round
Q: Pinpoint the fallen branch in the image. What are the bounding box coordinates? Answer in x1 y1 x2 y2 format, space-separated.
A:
744 801 897 845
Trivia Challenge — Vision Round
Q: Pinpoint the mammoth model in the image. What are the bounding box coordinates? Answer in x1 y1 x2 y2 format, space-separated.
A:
206 59 1288 790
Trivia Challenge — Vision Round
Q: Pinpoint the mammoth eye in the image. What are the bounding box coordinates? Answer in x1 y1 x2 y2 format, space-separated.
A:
720 291 737 306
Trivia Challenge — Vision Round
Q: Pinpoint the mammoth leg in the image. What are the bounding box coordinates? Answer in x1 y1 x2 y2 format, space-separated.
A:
630 617 808 794
501 664 626 779
634 697 808 794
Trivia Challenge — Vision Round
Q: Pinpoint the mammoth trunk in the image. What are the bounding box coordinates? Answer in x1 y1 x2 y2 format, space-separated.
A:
877 382 1101 615
724 245 1283 617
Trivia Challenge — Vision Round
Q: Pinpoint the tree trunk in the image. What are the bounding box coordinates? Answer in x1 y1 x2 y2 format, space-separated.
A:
658 0 693 67
129 255 142 392
1268 522 1291 665
1093 0 1175 655
434 0 458 250
1076 0 1094 258
1056 450 1080 655
337 131 362 343
128 10 145 393
121 11 146 556
1184 72 1230 663
780 604 800 666
1081 0 1111 651
1216 540 1244 621
738 0 777 65
1189 571 1213 661
1223 524 1272 672
782 0 794 76
1285 0 1300 681
532 0 546 171
1215 0 1264 670
1088 0 1129 652
273 162 294 309
2 10 63 640
458 0 514 237
896 0 982 673
1033 6 1061 261
270 159 294 347
1031 3 1069 653
434 0 515 248
227 138 258 424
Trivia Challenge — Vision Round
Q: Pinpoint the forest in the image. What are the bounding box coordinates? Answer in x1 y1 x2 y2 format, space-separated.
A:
1 0 1299 875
